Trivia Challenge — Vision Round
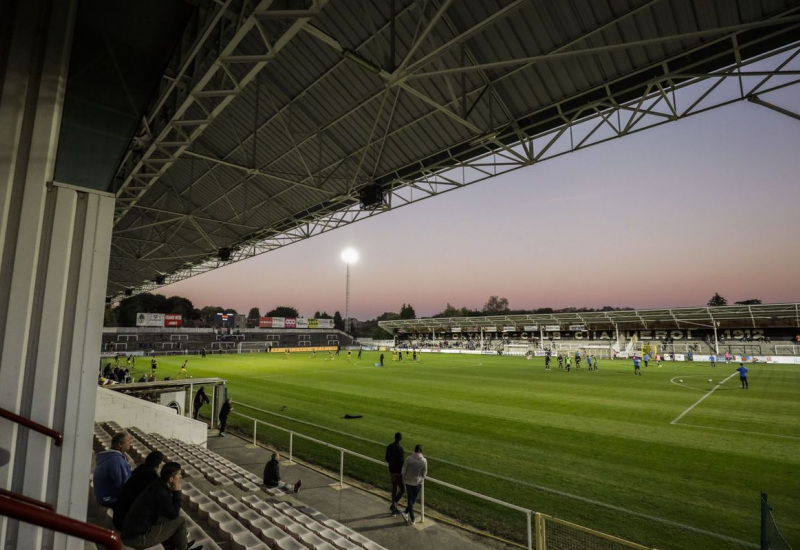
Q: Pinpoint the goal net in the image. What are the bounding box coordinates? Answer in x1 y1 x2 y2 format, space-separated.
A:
238 341 267 353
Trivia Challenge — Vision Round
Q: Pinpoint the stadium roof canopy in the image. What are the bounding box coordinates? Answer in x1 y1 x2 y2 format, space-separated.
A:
377 303 800 333
51 1 800 301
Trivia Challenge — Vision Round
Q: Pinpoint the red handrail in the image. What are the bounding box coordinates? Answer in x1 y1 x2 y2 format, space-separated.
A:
0 494 121 550
0 407 63 446
0 488 54 511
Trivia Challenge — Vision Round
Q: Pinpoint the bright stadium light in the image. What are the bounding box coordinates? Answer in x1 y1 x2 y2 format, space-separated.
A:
341 248 358 334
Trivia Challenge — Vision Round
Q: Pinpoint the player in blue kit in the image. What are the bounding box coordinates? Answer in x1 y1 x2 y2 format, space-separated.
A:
736 364 748 389
633 356 641 375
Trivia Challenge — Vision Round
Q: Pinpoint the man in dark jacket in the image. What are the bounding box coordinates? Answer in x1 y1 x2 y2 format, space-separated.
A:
385 432 405 515
263 452 301 493
112 451 163 531
121 462 201 550
218 398 233 437
193 387 209 419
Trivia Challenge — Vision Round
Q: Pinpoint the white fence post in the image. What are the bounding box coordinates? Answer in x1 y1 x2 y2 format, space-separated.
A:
421 482 425 523
289 433 293 462
526 510 532 550
339 449 344 488
253 419 257 447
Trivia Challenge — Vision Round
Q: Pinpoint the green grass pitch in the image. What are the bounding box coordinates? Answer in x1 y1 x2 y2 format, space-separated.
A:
150 351 800 549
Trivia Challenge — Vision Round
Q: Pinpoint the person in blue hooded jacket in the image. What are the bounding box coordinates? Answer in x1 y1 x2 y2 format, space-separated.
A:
93 432 133 510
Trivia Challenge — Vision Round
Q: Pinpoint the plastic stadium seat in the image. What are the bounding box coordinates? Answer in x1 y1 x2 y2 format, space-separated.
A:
298 532 330 550
258 524 293 548
270 514 295 531
230 530 269 550
273 537 307 550
329 539 360 550
262 485 286 497
207 508 235 530
241 494 262 508
285 523 311 540
360 541 389 550
190 494 213 513
348 533 375 547
237 508 262 528
228 502 251 519
197 499 223 520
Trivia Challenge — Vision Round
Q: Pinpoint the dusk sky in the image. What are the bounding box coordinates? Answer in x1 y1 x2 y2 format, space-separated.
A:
161 89 800 321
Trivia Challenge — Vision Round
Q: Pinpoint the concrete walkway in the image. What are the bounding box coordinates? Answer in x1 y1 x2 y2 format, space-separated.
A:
206 430 514 550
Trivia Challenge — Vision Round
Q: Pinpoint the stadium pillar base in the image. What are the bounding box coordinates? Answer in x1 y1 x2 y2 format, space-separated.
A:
329 483 351 491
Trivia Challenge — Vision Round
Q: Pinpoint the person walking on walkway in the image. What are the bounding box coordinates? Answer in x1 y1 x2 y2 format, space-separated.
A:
385 432 405 515
401 445 427 526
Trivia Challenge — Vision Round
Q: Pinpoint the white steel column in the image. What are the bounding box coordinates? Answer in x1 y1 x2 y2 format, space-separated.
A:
0 0 114 549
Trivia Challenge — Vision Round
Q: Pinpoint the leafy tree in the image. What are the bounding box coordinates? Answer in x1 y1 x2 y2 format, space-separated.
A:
734 299 762 305
266 306 299 317
435 302 473 318
333 311 344 330
104 305 116 326
314 311 321 319
166 296 198 320
399 303 416 319
376 311 400 321
483 295 510 314
247 307 261 320
707 293 727 307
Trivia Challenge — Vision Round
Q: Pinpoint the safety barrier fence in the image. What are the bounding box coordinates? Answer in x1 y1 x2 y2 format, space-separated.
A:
0 408 119 549
229 408 651 550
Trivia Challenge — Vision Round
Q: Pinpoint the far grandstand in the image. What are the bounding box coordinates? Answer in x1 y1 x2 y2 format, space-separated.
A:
378 302 800 361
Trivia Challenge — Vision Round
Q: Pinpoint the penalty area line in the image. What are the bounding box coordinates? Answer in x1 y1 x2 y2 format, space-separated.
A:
671 372 738 425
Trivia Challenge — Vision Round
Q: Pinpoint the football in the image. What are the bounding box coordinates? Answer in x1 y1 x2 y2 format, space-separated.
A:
708 379 712 383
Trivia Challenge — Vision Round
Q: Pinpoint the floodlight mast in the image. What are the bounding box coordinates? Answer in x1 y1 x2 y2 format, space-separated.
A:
341 249 359 334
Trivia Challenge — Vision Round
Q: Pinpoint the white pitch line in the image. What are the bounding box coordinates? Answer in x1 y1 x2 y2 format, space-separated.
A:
671 372 738 425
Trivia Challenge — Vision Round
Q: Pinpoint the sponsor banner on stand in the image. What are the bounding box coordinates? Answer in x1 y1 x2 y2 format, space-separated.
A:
451 328 462 332
272 317 285 328
259 317 273 328
164 314 183 327
545 325 560 331
569 324 587 331
523 326 538 331
284 317 297 329
296 318 308 328
502 326 516 332
137 313 164 327
318 318 334 328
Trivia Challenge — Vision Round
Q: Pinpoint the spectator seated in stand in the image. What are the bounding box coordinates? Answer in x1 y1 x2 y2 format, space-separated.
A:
93 432 133 513
112 451 164 531
122 462 202 550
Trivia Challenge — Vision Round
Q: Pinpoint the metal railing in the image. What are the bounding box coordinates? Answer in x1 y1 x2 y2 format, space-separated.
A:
0 494 121 550
0 406 63 447
230 409 652 550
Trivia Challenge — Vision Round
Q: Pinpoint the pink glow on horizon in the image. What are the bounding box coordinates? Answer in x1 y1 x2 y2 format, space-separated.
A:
161 99 800 320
